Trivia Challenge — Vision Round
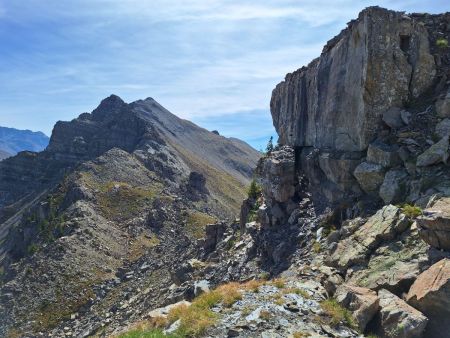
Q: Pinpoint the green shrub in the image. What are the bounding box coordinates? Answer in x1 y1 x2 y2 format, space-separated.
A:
27 243 39 255
247 179 262 200
437 38 449 48
399 203 422 218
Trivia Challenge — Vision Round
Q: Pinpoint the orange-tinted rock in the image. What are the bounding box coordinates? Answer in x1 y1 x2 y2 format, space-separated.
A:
406 259 450 338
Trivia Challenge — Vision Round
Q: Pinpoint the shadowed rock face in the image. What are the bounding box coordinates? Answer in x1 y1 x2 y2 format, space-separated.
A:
271 7 435 151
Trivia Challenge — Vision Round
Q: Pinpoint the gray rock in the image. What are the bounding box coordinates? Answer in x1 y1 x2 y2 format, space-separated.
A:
271 8 435 151
354 161 385 193
401 110 412 125
367 142 401 168
416 197 450 251
436 91 450 118
383 107 405 129
335 284 379 331
379 169 409 204
416 135 449 167
435 118 450 138
378 289 428 338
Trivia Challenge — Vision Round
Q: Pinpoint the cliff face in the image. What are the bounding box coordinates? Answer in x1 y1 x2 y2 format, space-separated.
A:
271 7 435 151
270 7 450 208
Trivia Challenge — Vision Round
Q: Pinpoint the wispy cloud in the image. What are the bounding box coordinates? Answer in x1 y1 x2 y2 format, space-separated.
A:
0 0 447 147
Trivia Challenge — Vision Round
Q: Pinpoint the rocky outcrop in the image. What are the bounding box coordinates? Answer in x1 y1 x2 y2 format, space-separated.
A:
406 259 450 338
417 197 450 250
377 289 428 338
335 284 379 331
271 7 435 151
269 7 450 209
328 205 409 270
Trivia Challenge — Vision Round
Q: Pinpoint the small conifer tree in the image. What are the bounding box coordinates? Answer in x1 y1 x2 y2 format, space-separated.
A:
265 136 274 155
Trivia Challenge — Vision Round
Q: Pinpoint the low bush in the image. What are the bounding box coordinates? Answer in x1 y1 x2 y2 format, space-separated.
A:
437 38 449 48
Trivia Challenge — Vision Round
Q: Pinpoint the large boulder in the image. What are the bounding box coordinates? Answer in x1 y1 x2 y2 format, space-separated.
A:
436 90 450 118
379 169 409 204
378 289 428 338
416 197 450 251
367 142 401 168
354 161 385 193
328 205 409 270
435 118 450 138
335 284 379 331
347 224 429 293
416 135 449 167
406 259 450 338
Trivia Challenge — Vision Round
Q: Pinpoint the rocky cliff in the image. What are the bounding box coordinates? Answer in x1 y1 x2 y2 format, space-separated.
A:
271 7 450 211
247 6 450 338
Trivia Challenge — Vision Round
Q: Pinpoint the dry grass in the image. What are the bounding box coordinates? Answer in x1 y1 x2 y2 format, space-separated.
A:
129 234 160 261
270 278 286 289
283 287 311 299
215 282 243 307
186 211 217 239
242 279 265 293
259 310 271 321
166 282 243 336
293 332 311 338
320 298 356 328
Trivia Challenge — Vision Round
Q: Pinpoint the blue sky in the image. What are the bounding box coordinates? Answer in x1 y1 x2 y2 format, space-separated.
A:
0 1 447 150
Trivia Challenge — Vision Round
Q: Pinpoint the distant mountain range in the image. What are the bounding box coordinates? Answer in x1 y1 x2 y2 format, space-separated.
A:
0 126 49 160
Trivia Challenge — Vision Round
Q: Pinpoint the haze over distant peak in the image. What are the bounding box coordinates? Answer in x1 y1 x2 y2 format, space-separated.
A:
0 126 49 159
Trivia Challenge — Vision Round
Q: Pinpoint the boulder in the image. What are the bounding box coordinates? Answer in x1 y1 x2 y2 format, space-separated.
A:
379 169 409 204
367 142 402 168
378 289 428 338
406 259 450 338
416 135 449 167
328 205 409 270
383 107 405 129
436 91 450 118
435 118 450 138
347 224 429 293
194 280 210 297
354 161 385 193
335 284 379 331
416 197 450 250
401 110 412 125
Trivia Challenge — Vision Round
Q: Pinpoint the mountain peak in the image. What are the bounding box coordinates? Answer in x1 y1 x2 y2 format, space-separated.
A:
91 94 128 120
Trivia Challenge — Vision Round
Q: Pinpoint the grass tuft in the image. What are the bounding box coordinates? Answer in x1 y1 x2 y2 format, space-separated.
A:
399 203 422 218
320 298 356 329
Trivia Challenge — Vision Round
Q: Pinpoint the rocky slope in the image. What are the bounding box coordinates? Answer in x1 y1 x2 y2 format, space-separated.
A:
0 126 49 157
0 96 260 337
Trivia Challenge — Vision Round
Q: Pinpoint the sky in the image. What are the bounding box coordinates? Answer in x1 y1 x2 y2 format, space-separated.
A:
0 1 448 150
